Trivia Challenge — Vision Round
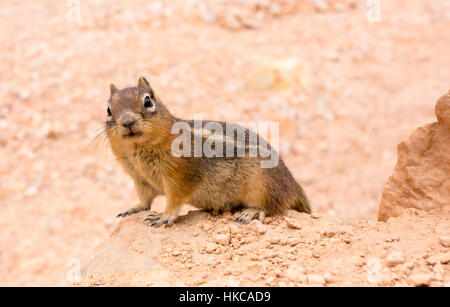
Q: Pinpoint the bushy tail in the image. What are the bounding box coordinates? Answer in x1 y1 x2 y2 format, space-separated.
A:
292 186 311 214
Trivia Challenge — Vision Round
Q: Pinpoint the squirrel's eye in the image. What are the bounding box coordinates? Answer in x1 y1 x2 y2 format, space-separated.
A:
144 95 153 108
107 107 112 117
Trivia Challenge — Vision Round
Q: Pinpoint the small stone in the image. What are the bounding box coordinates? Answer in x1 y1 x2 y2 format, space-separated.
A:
171 249 181 256
386 251 405 267
385 235 400 242
322 230 336 238
206 242 218 253
288 238 298 246
285 265 306 282
285 217 302 230
307 274 325 285
269 238 280 244
249 219 266 235
214 233 231 245
427 252 450 265
249 254 259 261
201 222 213 232
439 236 450 248
231 237 242 248
217 226 231 234
342 238 351 244
310 213 320 219
410 273 433 287
323 272 334 284
229 223 241 235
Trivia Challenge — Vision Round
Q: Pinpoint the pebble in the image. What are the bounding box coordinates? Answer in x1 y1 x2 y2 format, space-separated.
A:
386 251 405 267
206 242 218 253
269 238 280 244
249 219 266 235
307 274 325 285
288 238 298 246
230 238 241 248
310 213 320 219
217 226 231 234
427 252 450 265
323 272 334 284
214 233 231 245
285 265 306 282
229 223 241 235
201 222 213 232
322 230 336 238
385 235 400 242
285 217 302 230
171 249 181 256
439 236 450 248
410 273 433 287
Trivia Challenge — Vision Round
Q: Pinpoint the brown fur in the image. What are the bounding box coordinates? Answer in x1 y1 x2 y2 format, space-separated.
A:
107 77 311 227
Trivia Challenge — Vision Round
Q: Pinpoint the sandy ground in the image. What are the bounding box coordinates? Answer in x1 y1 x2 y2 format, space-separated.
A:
0 0 449 286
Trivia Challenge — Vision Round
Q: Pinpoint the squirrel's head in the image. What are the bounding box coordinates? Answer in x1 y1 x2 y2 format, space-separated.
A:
105 77 173 145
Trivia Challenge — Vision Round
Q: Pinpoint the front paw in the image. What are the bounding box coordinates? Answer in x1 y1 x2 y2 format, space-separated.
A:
144 212 176 228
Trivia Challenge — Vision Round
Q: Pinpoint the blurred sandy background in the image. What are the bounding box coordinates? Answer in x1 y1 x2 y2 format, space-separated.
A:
0 0 449 285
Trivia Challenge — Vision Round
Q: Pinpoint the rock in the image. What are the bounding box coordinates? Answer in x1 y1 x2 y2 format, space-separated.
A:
287 238 298 246
171 249 181 256
385 235 400 242
201 221 213 231
230 238 241 248
435 91 450 130
386 251 405 267
378 91 450 221
285 265 306 283
323 272 334 284
228 223 241 235
410 273 433 287
249 220 266 235
307 274 325 285
310 213 320 219
213 233 231 245
322 230 336 238
285 217 302 230
206 242 218 253
217 226 231 234
439 236 450 248
427 252 450 265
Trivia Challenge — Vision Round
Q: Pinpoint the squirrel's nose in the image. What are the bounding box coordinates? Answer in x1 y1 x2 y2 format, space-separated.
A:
121 117 136 128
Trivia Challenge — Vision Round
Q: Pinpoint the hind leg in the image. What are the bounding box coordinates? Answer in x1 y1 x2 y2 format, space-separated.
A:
236 208 265 224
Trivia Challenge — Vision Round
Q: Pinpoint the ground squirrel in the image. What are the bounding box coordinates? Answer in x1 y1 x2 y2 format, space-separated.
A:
106 77 311 227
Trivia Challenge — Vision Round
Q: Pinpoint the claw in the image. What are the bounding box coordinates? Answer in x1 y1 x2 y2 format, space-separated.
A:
117 206 149 218
146 213 176 228
236 208 264 224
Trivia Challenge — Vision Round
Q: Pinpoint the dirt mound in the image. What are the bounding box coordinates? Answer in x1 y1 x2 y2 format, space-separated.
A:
378 91 450 221
74 208 449 287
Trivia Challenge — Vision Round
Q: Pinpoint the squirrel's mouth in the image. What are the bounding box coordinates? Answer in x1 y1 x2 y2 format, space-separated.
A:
123 131 143 138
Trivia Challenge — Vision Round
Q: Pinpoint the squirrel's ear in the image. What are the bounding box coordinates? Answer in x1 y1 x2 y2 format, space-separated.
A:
110 83 119 95
138 76 151 90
